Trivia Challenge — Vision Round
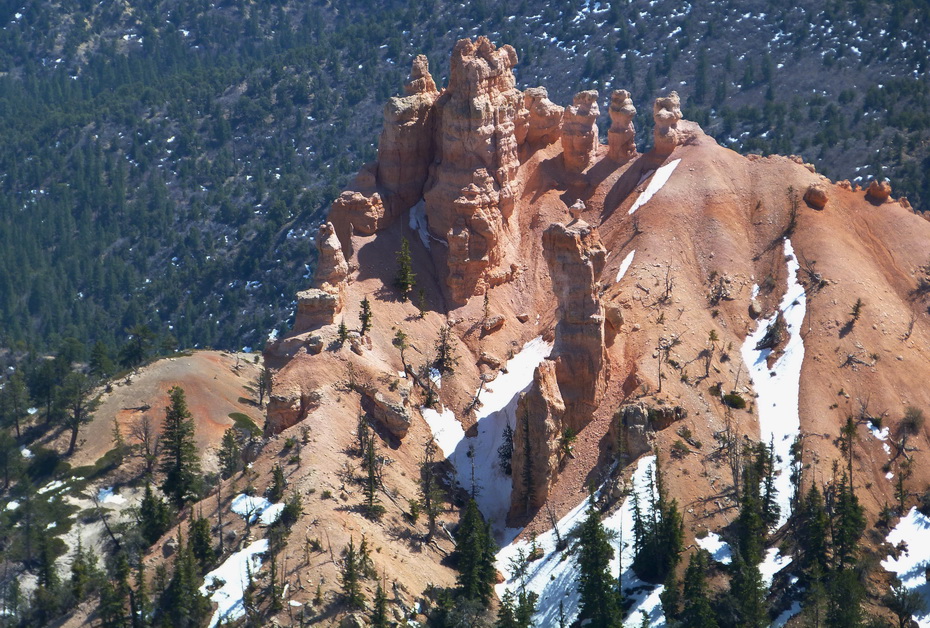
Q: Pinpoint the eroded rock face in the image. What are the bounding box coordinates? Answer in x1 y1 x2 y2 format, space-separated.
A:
561 90 599 173
294 223 350 332
866 179 892 203
653 91 684 157
608 90 637 162
328 189 386 253
423 37 523 304
543 220 607 431
509 360 565 518
376 55 440 220
264 391 322 435
523 87 563 146
359 384 411 440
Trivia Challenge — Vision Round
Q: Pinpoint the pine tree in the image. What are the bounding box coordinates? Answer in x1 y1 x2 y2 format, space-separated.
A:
394 237 416 301
576 499 621 628
454 499 497 605
70 537 98 601
729 550 768 628
139 482 172 547
188 514 215 573
826 568 863 628
420 438 444 541
364 435 385 520
883 582 927 628
434 323 459 374
341 537 366 609
338 320 350 345
89 340 115 378
60 370 100 455
830 473 865 571
268 464 286 502
157 531 211 628
631 457 684 584
0 371 28 438
680 550 719 628
798 485 829 587
218 427 242 478
371 582 389 628
158 386 201 509
359 297 373 336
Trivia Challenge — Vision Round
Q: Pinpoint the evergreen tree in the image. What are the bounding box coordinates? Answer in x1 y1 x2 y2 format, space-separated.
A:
496 589 521 628
0 371 28 438
359 297 373 336
338 320 350 345
420 438 444 541
434 323 460 375
139 482 172 547
98 579 127 628
120 324 155 369
70 537 98 602
158 386 201 508
798 485 829 587
576 499 621 628
728 550 768 628
371 582 389 628
268 464 286 502
60 369 100 455
680 550 719 628
394 236 416 301
631 457 684 583
89 340 115 379
883 581 927 628
826 568 863 628
830 473 865 571
188 514 215 573
341 537 366 609
364 435 385 520
454 499 497 605
218 427 242 479
157 531 211 628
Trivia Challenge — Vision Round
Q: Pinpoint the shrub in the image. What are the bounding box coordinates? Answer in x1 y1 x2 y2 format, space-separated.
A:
723 393 747 409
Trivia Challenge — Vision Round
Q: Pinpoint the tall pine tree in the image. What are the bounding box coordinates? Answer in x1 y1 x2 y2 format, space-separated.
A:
454 499 497 605
576 498 621 628
158 387 201 509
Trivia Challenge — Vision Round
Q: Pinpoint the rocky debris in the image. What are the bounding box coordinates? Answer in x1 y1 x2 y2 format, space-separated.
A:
509 360 565 519
543 220 607 431
265 391 323 435
423 37 523 304
607 402 688 460
561 90 599 173
653 91 683 157
608 89 637 162
376 55 440 221
481 314 505 334
357 384 411 440
866 179 892 203
523 87 563 146
306 334 324 355
804 183 828 210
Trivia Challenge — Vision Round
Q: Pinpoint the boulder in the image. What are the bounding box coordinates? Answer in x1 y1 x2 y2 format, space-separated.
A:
866 179 892 203
804 183 828 210
482 315 505 334
264 391 322 435
358 384 411 440
562 90 599 173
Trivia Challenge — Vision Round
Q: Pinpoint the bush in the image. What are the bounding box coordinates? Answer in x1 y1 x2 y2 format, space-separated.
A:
723 393 747 409
671 439 690 458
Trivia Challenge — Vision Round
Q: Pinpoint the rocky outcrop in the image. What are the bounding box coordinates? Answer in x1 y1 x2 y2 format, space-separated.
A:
328 188 386 254
359 383 412 440
376 55 440 220
866 179 892 203
606 402 688 461
653 91 683 157
523 87 563 146
294 223 349 332
561 90 599 173
804 183 828 209
543 220 608 431
264 390 322 435
509 360 565 518
608 90 637 162
423 37 523 304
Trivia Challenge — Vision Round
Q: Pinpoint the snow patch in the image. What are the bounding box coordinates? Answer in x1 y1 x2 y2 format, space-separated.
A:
231 494 274 523
696 531 732 564
5 501 19 511
97 487 126 505
881 507 930 626
628 159 681 215
740 240 806 529
496 456 665 627
409 201 433 250
421 406 464 459
20 447 32 459
200 538 269 627
259 503 286 525
615 250 636 283
38 480 66 495
760 547 793 589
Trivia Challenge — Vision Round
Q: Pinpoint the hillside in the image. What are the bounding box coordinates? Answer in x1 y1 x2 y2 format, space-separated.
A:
0 0 927 365
257 36 930 627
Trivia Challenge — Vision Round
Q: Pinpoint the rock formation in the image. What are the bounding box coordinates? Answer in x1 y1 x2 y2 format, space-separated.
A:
804 182 828 209
327 188 386 254
376 55 440 220
607 89 637 161
523 87 564 146
293 222 349 332
867 179 892 203
653 91 683 157
509 360 565 518
542 220 608 431
561 90 599 173
423 37 523 304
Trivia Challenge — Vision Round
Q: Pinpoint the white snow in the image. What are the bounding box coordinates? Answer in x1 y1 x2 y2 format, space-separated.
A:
422 337 552 538
231 494 274 523
409 201 432 250
881 507 930 627
421 406 464 459
259 503 286 525
38 480 65 494
5 501 19 511
97 487 126 504
772 601 803 627
696 531 732 564
615 250 636 283
496 456 665 627
740 240 807 529
200 538 269 627
628 158 681 215
20 447 33 459
760 547 793 589
869 423 893 456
